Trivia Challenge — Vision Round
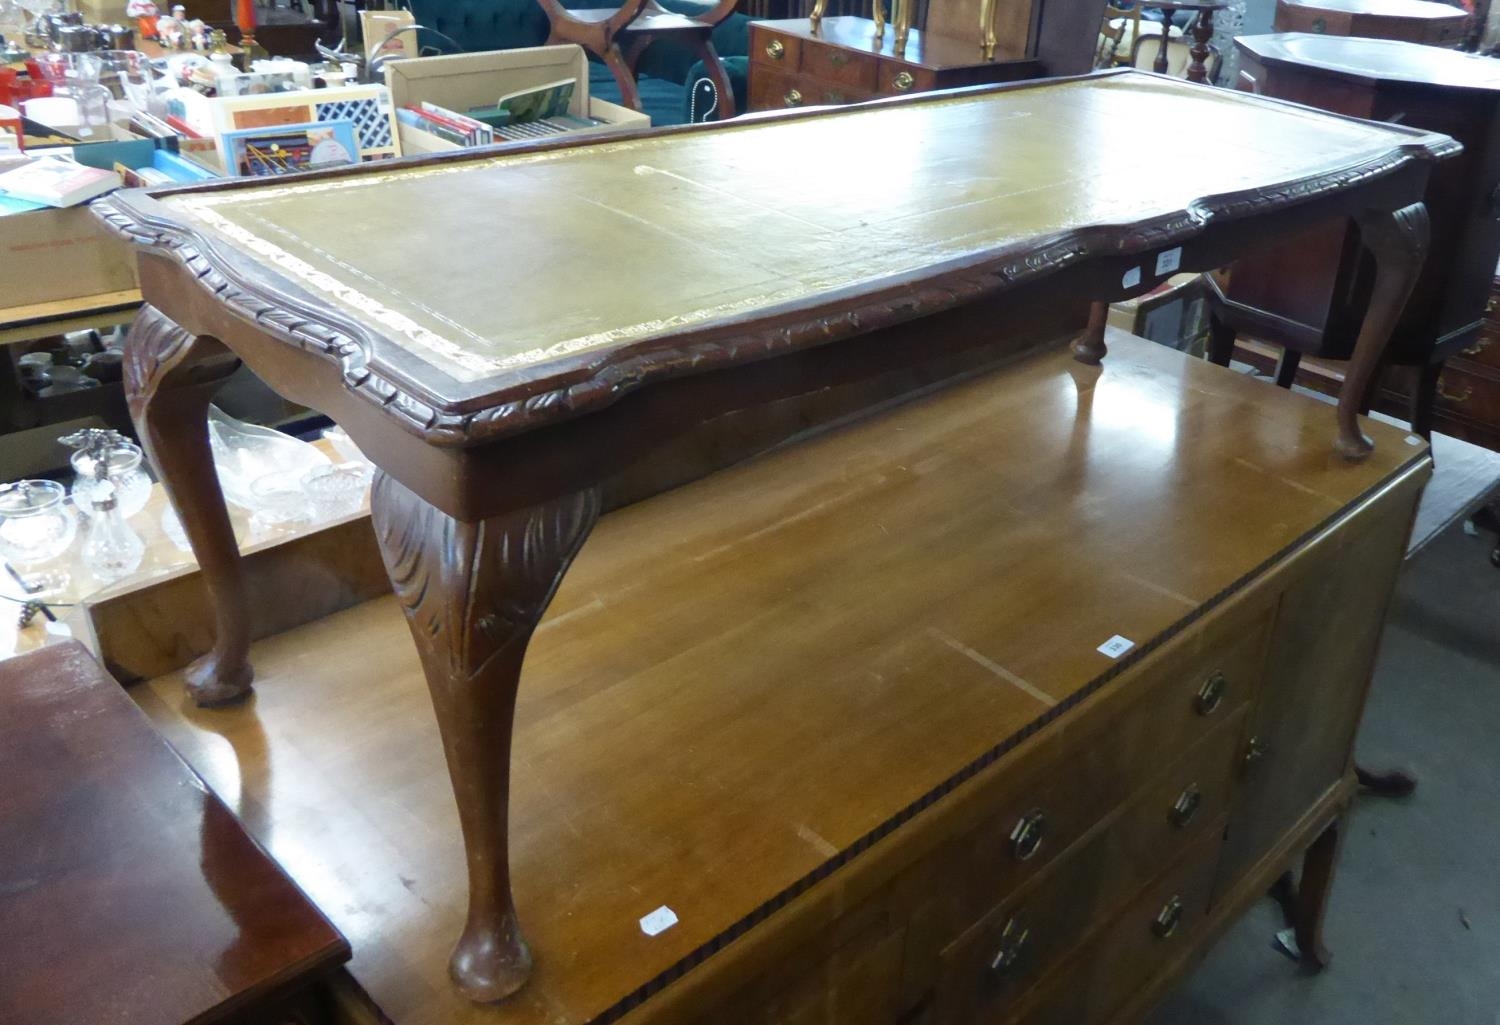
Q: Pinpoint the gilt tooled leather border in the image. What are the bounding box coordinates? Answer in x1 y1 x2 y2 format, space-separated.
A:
590 451 1430 1025
94 127 1458 450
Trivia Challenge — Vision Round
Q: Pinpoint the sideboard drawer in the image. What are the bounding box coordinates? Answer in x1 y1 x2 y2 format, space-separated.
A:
933 706 1244 1025
1008 827 1222 1025
748 66 872 111
942 606 1269 929
802 40 878 91
875 60 937 97
751 26 804 71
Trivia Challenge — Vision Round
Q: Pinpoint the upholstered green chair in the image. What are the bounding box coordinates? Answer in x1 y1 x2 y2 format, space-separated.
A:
407 0 750 123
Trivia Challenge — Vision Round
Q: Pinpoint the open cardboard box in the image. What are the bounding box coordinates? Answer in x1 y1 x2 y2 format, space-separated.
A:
384 45 649 156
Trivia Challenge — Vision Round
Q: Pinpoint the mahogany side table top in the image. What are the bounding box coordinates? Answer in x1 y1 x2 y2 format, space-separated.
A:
0 642 349 1025
1237 31 1500 89
98 69 1456 1004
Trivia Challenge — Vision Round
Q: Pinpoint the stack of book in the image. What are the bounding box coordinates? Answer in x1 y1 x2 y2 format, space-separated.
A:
397 102 494 148
0 155 120 214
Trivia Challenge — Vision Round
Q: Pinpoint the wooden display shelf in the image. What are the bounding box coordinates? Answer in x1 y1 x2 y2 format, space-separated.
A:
0 289 143 346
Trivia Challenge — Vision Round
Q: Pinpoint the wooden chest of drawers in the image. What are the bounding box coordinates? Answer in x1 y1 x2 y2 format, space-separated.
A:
748 17 1044 112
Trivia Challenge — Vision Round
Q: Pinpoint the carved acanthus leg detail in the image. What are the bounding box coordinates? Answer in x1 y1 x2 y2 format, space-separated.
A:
125 304 253 706
1338 203 1429 461
369 471 601 1003
1071 301 1109 365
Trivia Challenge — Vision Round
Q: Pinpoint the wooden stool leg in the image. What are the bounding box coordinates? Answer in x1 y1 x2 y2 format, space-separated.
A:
690 36 736 120
1294 815 1344 971
1206 310 1236 367
1071 301 1109 365
124 305 253 706
370 471 601 1003
1273 348 1301 389
1337 204 1429 461
602 42 644 111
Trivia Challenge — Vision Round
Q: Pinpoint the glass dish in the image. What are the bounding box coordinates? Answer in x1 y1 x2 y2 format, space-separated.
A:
303 462 370 520
71 438 151 520
0 480 77 567
207 406 329 510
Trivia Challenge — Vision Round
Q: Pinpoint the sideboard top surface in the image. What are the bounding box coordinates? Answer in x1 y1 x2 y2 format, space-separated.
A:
1276 0 1470 20
137 333 1427 1025
1238 32 1500 89
101 71 1453 440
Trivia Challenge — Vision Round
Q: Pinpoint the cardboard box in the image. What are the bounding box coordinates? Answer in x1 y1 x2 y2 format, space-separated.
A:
1 204 137 308
384 45 649 156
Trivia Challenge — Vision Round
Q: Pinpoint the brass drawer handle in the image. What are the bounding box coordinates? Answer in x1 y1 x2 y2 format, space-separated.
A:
783 88 804 107
764 39 785 60
1169 784 1202 828
987 915 1030 976
1152 896 1185 939
1462 336 1493 358
892 70 915 91
1486 297 1497 315
828 50 850 67
825 90 846 104
1195 672 1227 716
1437 376 1474 405
1010 809 1047 862
1243 735 1268 772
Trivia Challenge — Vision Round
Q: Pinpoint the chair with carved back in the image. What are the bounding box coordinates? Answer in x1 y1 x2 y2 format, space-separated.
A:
1097 3 1141 66
536 0 739 117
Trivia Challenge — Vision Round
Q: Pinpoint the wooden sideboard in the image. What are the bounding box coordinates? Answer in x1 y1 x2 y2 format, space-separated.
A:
138 332 1431 1025
1273 0 1470 46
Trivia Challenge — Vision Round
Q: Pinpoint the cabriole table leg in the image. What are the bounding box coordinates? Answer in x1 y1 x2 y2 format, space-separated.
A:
124 305 254 706
1337 203 1430 461
369 471 601 1002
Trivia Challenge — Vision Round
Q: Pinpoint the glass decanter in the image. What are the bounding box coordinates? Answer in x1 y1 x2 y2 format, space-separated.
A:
63 428 152 520
81 481 144 583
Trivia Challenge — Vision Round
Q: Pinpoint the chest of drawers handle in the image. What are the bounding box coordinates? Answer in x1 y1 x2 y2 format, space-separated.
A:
1152 896 1185 939
1195 672 1227 716
1243 735 1268 773
987 915 1030 976
764 39 785 60
783 88 804 107
1169 784 1202 828
1010 809 1047 861
892 70 915 91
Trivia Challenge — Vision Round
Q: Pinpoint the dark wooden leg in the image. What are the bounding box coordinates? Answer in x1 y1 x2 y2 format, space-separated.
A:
1294 816 1344 971
369 471 601 1003
1411 361 1442 440
1206 310 1236 367
1153 21 1171 75
1273 348 1301 389
1185 10 1214 84
690 36 737 120
601 42 644 112
1356 764 1418 798
1269 870 1298 928
124 305 253 707
1338 204 1429 461
1071 301 1109 365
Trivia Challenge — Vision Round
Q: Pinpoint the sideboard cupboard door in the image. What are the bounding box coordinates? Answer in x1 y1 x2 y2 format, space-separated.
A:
1215 473 1425 895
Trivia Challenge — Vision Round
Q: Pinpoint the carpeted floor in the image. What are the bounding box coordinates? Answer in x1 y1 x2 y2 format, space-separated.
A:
1146 515 1500 1024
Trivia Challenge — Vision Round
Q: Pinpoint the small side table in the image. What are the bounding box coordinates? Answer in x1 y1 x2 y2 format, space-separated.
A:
1141 0 1228 83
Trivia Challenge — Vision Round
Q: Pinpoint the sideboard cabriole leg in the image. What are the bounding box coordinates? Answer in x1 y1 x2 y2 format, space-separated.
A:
369 471 601 1003
1338 203 1429 461
1071 301 1109 365
1293 815 1343 972
893 0 911 55
124 305 253 707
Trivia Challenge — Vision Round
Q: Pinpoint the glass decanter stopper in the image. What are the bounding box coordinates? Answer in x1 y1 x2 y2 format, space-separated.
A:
82 481 145 583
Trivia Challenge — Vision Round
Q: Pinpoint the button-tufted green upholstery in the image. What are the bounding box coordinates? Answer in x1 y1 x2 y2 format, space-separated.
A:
407 0 750 124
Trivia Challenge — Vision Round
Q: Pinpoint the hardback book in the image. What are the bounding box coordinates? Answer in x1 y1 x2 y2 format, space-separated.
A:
0 156 121 208
497 79 577 123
